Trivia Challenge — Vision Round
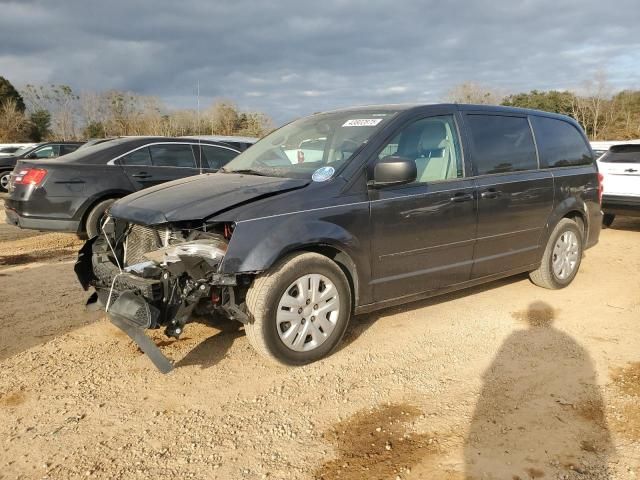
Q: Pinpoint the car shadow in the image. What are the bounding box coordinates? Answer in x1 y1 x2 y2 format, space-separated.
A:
0 262 103 361
174 315 244 369
339 273 529 351
607 216 640 232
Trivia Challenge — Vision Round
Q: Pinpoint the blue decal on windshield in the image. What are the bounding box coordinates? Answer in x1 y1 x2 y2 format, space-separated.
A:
312 166 335 182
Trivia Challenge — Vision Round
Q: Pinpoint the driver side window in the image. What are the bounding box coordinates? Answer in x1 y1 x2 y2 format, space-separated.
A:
378 115 463 183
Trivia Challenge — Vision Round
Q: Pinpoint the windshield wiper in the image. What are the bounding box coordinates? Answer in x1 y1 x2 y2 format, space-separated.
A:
223 168 268 176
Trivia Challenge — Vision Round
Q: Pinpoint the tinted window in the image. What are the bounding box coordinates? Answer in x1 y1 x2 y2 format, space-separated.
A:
599 145 640 164
32 145 60 158
121 147 152 166
60 144 80 155
377 115 463 183
466 115 537 174
530 116 592 167
149 144 195 168
195 145 239 169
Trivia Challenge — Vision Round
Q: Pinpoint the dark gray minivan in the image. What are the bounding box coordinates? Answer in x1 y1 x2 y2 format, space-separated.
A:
76 104 602 372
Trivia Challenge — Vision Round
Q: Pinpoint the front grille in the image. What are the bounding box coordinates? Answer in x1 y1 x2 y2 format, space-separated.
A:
124 224 164 266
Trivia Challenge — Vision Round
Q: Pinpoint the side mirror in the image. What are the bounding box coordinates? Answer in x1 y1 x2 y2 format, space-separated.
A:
368 155 417 188
26 153 38 159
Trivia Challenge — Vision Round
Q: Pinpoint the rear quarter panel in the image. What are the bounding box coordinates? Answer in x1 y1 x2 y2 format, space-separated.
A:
544 166 602 250
8 162 133 222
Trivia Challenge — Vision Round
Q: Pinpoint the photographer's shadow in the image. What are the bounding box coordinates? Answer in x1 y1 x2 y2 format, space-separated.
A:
464 301 614 479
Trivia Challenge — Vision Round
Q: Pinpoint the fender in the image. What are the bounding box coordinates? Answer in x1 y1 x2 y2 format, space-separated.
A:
220 214 370 303
540 195 589 252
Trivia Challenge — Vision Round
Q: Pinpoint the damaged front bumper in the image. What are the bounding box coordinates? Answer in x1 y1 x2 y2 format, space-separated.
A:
75 219 248 373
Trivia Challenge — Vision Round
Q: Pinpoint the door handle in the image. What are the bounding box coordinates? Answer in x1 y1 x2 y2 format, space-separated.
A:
624 168 638 173
450 192 474 203
131 172 151 179
480 189 501 199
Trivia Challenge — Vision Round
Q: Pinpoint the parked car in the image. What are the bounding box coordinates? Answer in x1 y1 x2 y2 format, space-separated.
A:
597 144 640 226
0 142 83 192
4 137 243 238
75 104 602 373
0 144 37 156
181 135 257 152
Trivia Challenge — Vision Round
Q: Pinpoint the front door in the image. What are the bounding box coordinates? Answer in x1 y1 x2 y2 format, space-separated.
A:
369 113 478 302
461 113 554 278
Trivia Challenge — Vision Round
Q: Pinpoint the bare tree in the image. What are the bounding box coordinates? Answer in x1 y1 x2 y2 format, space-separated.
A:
0 99 30 142
446 82 504 105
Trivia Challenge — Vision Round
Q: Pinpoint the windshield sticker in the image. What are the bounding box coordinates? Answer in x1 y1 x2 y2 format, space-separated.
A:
312 166 335 182
342 119 383 127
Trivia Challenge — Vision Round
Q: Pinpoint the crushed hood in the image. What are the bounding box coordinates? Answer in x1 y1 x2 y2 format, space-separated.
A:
109 173 309 225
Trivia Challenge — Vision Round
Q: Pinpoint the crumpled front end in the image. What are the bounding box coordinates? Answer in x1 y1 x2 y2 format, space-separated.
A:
75 217 247 373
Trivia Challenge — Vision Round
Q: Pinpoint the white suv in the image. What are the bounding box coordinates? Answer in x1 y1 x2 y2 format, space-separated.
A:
597 144 640 226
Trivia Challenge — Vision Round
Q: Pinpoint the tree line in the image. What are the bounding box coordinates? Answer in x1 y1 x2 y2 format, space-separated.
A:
1 73 639 142
447 74 640 140
0 76 273 142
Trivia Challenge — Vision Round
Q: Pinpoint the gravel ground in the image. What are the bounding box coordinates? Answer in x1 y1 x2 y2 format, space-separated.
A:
0 210 639 480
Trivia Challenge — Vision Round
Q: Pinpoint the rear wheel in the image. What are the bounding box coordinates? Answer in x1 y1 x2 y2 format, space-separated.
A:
85 199 116 239
245 252 352 365
0 171 11 192
529 218 583 289
602 213 615 228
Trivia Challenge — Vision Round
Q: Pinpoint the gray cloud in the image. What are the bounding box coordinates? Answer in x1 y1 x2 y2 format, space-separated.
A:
0 0 638 123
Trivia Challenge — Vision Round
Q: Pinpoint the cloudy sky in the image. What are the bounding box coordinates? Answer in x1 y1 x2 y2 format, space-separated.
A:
0 0 638 123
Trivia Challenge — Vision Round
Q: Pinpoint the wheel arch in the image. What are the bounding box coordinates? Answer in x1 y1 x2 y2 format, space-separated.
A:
76 190 132 233
541 198 590 250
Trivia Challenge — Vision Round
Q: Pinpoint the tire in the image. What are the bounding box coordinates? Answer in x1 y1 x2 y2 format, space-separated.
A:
0 171 11 192
602 213 615 228
85 199 116 239
529 218 583 289
245 252 352 366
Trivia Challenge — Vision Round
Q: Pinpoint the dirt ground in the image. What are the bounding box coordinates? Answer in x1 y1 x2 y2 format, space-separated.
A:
0 195 639 480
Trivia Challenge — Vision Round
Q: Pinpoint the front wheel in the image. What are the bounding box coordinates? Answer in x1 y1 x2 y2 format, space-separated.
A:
0 171 11 192
245 252 352 365
529 218 583 289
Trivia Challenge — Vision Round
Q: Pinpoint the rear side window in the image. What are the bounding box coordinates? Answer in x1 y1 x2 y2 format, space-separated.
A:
194 145 239 169
60 144 79 155
530 116 592 167
149 144 195 168
599 145 640 164
121 147 152 166
466 115 537 175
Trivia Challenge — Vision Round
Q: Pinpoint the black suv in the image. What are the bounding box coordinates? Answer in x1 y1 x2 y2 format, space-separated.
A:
76 104 602 372
5 137 246 238
0 142 83 192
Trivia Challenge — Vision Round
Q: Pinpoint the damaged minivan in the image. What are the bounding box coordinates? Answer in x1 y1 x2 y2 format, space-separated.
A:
76 104 602 372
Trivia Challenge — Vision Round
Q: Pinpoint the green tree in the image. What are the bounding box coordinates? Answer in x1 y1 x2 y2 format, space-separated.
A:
83 121 106 138
501 90 576 116
0 76 26 112
29 109 51 141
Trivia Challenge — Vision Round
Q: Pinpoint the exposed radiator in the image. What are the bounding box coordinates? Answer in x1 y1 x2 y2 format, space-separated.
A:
124 224 164 266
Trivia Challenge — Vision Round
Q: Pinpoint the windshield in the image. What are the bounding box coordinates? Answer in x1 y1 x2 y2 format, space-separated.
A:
14 145 37 156
222 109 399 179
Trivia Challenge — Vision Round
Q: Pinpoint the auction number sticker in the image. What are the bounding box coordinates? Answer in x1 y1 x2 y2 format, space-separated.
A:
312 166 335 182
342 119 383 127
